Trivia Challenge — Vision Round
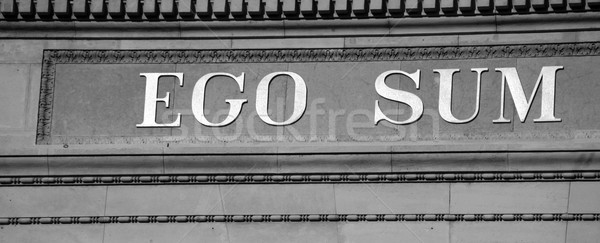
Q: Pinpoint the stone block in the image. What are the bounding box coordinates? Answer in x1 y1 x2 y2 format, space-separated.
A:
247 0 264 16
451 222 566 243
317 0 333 15
566 222 600 243
104 223 229 243
230 0 246 16
90 0 107 17
228 222 339 243
143 0 159 17
392 152 507 172
0 40 45 63
48 155 163 175
450 182 569 214
335 0 350 14
334 183 450 214
105 185 224 215
0 64 29 130
568 182 600 213
125 0 141 17
107 0 124 17
164 154 278 174
232 37 344 49
300 0 316 15
338 222 449 243
221 184 336 214
0 186 107 217
73 0 90 18
0 225 104 243
54 0 72 17
277 154 391 173
36 0 52 16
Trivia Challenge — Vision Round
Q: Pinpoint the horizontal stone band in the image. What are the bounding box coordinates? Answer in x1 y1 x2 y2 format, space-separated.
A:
1 171 599 186
1 214 598 225
1 0 599 21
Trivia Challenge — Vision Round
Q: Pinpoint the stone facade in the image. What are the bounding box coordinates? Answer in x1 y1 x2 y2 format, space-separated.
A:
1 0 600 242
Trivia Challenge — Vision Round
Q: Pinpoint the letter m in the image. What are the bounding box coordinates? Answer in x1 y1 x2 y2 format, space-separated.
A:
493 66 563 123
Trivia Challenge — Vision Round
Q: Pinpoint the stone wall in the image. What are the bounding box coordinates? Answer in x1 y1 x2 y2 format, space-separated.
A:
1 1 600 242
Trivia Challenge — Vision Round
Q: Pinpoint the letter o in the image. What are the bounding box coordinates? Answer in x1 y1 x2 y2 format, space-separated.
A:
256 72 307 126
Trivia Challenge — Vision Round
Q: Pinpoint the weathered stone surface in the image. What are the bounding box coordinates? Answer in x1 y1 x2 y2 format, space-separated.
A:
338 222 449 243
105 185 224 215
450 182 569 213
568 182 600 213
451 222 566 243
228 222 338 243
344 35 459 48
566 222 600 243
509 152 600 171
0 225 104 243
392 152 507 172
51 64 175 139
0 156 47 175
48 155 163 175
0 186 106 217
104 223 229 243
0 64 29 129
278 154 391 173
221 184 335 214
334 183 450 214
164 154 278 173
232 38 344 49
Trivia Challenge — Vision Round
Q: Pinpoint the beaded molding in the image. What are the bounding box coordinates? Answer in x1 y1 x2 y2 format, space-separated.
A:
1 171 599 186
1 214 598 225
35 42 600 145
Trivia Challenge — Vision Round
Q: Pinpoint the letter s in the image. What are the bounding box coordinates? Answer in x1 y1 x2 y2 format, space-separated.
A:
374 70 423 125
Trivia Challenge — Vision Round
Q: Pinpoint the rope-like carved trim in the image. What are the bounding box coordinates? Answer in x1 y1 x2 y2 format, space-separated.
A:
1 171 599 186
1 213 598 225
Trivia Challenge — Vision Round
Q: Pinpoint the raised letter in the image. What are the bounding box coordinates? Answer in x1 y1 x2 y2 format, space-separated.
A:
374 70 423 125
256 72 307 126
436 68 488 124
192 73 247 127
493 66 563 123
137 73 183 128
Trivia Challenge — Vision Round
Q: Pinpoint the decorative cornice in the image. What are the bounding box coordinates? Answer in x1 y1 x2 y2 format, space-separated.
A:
1 0 599 21
1 171 599 186
36 42 600 145
0 214 598 225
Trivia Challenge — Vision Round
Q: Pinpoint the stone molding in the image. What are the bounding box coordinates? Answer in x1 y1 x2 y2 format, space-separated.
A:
1 171 599 186
0 214 598 225
36 42 600 145
1 0 599 21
